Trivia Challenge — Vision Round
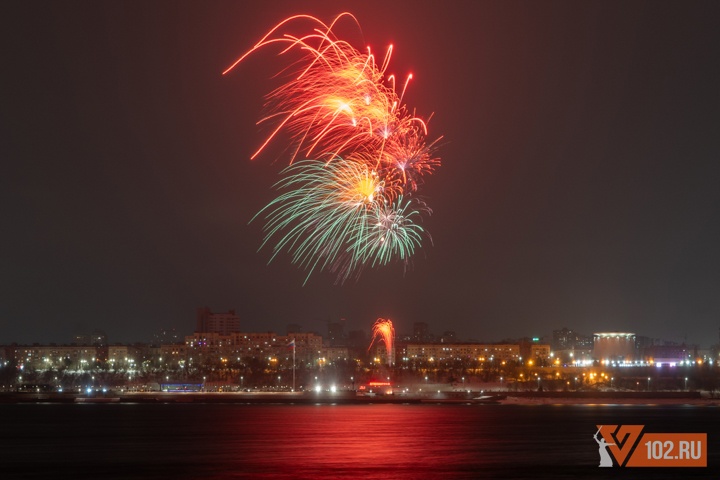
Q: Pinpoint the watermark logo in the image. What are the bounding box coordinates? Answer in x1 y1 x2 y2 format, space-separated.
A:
594 425 706 467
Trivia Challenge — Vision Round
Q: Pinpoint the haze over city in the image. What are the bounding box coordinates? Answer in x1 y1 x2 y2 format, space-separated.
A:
3 1 719 347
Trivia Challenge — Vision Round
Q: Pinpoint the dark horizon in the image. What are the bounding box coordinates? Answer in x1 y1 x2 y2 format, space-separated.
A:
3 1 720 347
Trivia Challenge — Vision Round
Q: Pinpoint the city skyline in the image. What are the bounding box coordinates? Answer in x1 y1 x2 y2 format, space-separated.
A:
2 307 715 352
3 2 720 347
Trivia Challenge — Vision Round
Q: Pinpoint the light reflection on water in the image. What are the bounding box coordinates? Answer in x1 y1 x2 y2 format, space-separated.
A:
0 404 716 479
223 404 593 479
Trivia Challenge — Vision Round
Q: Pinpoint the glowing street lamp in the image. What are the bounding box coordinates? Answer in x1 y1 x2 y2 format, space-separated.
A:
685 377 688 390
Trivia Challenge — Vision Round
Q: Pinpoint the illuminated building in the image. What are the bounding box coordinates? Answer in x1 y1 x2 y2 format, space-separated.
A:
642 344 692 366
319 346 349 363
107 345 141 369
593 332 637 362
6 345 100 370
552 327 593 350
530 344 551 360
184 331 322 365
406 343 521 362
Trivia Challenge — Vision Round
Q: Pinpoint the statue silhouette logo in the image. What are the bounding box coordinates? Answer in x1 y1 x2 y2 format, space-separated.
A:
592 424 706 468
594 425 645 467
593 427 615 467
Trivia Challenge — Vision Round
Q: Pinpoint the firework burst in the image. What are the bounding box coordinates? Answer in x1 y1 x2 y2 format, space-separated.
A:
226 13 441 283
368 318 395 366
255 159 428 284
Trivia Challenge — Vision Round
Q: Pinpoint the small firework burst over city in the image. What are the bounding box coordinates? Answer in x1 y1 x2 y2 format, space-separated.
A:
224 13 441 283
368 318 395 367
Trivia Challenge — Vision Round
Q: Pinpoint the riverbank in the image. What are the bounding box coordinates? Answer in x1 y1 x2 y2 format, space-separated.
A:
1 390 716 405
503 396 718 406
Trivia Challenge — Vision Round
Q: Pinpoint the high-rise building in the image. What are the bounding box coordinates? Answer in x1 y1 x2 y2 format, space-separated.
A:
552 327 593 353
196 307 241 335
327 319 346 346
552 327 574 351
413 322 430 343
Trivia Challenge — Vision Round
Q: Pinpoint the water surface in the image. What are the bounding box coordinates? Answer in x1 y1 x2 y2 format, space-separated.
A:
1 403 716 479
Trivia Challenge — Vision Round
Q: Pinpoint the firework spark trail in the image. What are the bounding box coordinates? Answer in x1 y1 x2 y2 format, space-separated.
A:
255 159 428 284
368 318 395 366
226 13 441 283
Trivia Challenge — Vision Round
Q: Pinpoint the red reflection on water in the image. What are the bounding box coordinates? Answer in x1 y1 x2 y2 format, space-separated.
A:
227 405 487 479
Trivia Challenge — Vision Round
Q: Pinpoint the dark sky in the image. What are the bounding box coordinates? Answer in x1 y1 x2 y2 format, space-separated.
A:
2 1 719 346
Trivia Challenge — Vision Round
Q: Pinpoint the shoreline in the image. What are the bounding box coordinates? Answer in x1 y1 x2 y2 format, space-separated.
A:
1 390 717 406
501 396 719 406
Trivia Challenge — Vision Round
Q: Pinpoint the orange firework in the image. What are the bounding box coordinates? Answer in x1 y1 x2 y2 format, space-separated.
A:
223 13 434 169
369 318 395 366
226 13 441 282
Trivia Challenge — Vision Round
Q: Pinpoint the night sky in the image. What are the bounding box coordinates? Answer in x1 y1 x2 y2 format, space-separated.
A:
3 1 719 346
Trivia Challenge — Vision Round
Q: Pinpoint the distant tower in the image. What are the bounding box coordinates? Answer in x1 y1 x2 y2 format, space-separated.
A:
413 322 430 342
327 318 346 346
552 327 574 351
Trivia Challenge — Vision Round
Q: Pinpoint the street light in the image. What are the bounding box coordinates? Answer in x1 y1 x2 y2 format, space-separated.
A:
685 377 688 390
647 377 651 390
